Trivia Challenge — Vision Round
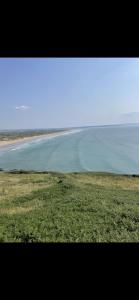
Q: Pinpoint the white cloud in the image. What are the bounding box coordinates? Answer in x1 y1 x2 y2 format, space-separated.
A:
15 105 31 110
120 112 139 123
124 112 139 117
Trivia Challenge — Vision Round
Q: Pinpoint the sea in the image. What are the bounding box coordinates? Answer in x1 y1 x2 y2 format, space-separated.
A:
0 125 139 174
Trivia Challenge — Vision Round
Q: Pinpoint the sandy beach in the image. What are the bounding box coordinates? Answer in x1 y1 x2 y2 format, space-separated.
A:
0 130 70 149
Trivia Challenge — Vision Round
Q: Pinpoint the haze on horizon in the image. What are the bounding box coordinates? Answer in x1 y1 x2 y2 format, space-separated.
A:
0 58 139 130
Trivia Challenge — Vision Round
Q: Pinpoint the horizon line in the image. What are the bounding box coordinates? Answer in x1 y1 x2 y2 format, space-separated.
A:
1 122 139 131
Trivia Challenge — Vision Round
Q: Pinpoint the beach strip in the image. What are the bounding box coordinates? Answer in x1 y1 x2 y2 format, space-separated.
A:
0 130 72 149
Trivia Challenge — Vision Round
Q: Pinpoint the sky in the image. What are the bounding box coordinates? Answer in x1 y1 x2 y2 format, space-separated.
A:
0 58 139 129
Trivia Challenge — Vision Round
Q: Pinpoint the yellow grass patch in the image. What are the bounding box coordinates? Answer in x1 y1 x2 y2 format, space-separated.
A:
71 174 139 190
0 198 43 215
0 173 54 217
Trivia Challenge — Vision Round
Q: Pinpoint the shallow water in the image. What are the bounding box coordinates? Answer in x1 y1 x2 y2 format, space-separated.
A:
0 125 139 174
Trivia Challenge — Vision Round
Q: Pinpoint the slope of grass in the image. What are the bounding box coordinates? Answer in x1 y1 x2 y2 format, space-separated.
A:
0 171 139 242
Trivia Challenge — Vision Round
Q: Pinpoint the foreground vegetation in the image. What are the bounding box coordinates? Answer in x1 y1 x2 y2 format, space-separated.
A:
0 171 139 242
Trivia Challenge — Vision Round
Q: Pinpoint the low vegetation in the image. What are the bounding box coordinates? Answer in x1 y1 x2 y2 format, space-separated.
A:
0 129 66 141
0 171 139 242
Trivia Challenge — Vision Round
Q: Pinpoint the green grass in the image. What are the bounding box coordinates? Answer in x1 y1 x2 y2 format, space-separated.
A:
0 171 139 242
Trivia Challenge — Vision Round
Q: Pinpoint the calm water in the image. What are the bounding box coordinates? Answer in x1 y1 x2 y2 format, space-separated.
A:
0 125 139 174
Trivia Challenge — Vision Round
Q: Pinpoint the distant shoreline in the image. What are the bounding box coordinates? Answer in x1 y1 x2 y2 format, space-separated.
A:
0 170 139 177
0 130 71 150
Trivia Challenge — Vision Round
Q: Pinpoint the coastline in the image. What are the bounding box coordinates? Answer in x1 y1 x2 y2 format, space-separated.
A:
0 130 71 150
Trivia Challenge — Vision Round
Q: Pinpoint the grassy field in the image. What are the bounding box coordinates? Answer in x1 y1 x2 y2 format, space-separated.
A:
0 171 139 242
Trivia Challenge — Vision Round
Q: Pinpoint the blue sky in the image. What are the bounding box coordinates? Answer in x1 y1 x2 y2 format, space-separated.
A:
0 58 139 129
